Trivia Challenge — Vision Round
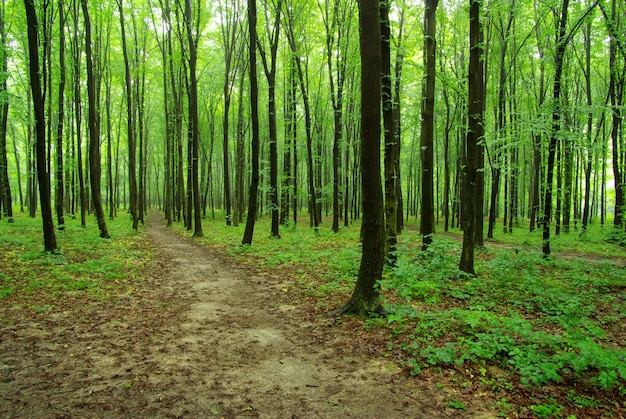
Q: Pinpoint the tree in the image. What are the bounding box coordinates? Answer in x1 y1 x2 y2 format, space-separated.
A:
331 0 385 317
0 0 12 222
81 0 110 239
117 0 139 230
543 0 597 255
24 0 57 252
242 0 260 245
183 0 203 237
459 0 484 275
603 0 625 228
284 1 318 231
419 0 438 250
381 0 397 260
257 0 282 239
217 0 243 227
320 0 352 233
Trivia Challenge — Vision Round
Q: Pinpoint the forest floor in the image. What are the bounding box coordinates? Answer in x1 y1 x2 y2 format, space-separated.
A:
0 212 502 418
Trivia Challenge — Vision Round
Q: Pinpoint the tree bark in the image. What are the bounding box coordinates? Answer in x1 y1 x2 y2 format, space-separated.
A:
543 0 569 256
381 0 397 260
459 0 484 275
184 0 203 237
81 0 110 239
419 0 438 250
117 0 139 230
284 6 319 231
331 0 385 318
242 0 260 245
24 0 58 252
0 0 12 222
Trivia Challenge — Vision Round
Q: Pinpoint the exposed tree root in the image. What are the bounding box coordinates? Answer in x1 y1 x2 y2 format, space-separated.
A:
327 300 388 324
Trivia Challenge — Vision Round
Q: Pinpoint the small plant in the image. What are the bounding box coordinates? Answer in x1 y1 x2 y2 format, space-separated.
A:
566 390 599 408
529 398 564 418
495 397 512 417
446 398 467 411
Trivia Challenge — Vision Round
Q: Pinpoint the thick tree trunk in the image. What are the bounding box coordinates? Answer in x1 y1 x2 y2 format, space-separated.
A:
419 0 438 250
184 0 203 237
242 0 260 245
459 0 484 275
24 0 57 252
332 0 385 318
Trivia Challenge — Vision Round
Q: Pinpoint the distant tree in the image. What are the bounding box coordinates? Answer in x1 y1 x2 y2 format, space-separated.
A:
603 0 625 228
217 0 243 227
24 0 57 252
284 1 318 231
331 0 385 317
543 0 597 254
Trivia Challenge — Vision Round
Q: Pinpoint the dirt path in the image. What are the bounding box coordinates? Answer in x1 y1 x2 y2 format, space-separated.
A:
0 214 498 418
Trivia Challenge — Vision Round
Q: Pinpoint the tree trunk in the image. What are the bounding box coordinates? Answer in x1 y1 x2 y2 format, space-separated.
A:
543 0 569 256
257 0 282 238
117 0 139 230
607 0 624 228
459 0 484 275
282 56 296 226
24 0 57 252
285 7 318 231
184 0 203 237
0 0 12 222
242 0 260 245
81 0 109 238
419 0 438 250
332 0 385 318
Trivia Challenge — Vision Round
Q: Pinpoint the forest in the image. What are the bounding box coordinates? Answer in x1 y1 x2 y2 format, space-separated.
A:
1 0 625 416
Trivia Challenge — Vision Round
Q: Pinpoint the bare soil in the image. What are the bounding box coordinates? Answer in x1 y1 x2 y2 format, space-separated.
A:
0 214 498 418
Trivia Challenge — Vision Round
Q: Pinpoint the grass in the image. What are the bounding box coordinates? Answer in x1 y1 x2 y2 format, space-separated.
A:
0 212 150 304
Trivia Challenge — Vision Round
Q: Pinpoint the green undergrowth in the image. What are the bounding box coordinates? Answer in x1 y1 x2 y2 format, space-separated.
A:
182 214 626 415
377 226 626 406
0 212 150 305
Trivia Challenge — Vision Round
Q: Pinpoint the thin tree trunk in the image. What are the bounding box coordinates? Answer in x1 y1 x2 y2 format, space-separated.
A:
543 0 569 256
117 0 139 230
285 7 318 231
81 0 109 238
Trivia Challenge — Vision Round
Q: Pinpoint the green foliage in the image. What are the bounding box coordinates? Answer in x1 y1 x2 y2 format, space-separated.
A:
529 398 565 418
377 227 626 391
445 398 467 411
